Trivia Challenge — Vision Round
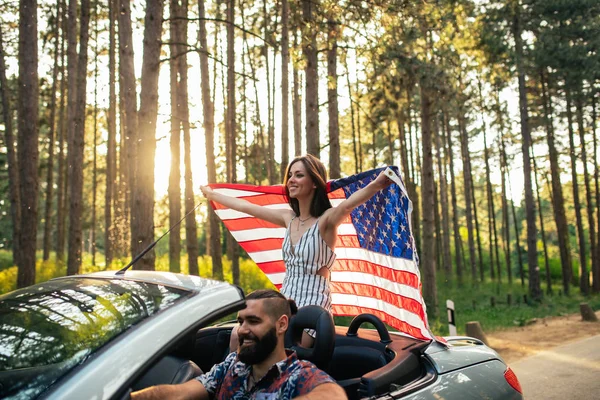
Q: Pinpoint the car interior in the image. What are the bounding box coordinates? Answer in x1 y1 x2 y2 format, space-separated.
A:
129 305 432 400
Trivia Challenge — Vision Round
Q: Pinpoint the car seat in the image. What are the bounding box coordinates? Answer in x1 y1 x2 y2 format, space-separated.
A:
284 305 335 371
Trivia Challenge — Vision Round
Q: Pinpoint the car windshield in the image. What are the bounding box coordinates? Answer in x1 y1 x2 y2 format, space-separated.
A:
0 277 191 399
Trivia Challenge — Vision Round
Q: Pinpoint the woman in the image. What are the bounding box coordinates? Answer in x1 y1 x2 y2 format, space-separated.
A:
201 154 392 346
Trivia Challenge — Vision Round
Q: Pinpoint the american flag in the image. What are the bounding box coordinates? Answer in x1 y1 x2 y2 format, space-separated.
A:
208 167 431 341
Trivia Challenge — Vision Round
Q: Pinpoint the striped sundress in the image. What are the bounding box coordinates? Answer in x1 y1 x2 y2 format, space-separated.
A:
280 217 337 313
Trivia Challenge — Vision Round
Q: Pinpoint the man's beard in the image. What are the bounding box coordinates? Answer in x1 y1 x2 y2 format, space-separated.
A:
238 327 278 365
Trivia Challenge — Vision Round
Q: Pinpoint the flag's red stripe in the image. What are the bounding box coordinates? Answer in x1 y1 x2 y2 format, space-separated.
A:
212 194 288 210
327 188 347 199
209 183 286 195
239 238 284 253
332 305 429 341
335 235 361 248
332 260 420 288
330 281 426 320
222 218 281 231
256 260 286 274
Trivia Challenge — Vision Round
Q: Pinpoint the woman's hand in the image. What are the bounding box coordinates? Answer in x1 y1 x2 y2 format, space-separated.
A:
200 185 213 199
372 170 393 190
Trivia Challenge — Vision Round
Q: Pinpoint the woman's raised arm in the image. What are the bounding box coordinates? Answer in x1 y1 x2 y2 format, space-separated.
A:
200 185 290 228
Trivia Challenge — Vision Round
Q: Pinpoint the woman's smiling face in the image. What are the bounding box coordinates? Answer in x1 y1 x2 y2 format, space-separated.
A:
286 161 316 199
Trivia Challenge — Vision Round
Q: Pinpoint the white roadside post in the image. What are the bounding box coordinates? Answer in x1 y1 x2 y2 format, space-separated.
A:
447 299 457 336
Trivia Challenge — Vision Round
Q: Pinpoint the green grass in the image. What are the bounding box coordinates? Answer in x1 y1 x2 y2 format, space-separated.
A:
430 277 600 336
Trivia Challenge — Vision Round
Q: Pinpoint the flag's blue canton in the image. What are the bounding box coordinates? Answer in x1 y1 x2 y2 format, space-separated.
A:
331 167 415 261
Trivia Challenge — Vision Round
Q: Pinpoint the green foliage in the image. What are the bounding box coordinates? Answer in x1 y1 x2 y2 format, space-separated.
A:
0 250 14 271
0 251 274 297
430 275 600 336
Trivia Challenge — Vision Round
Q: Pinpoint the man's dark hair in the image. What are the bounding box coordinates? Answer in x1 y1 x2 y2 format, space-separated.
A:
246 289 298 321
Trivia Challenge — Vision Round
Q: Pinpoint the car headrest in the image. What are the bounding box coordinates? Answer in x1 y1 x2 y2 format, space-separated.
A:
285 305 335 370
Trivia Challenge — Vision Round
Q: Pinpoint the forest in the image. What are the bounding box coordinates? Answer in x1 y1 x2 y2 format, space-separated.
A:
1 0 599 320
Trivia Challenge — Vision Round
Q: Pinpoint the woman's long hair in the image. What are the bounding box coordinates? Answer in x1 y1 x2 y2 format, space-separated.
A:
283 154 332 217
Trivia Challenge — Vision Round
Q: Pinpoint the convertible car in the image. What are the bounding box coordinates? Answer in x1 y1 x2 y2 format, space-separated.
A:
0 270 523 399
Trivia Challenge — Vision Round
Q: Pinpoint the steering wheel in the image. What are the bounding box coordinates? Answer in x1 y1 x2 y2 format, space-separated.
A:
346 313 392 344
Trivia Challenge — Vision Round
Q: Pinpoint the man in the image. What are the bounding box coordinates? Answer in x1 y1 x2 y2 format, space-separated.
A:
131 289 347 400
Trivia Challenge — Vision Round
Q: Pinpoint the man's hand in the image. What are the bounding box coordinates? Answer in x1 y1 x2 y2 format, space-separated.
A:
295 382 348 399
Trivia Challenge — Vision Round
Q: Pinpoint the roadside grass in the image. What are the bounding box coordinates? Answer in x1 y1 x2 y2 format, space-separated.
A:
430 277 600 336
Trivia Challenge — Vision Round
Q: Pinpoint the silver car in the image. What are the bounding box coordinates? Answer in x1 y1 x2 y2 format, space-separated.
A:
0 271 523 399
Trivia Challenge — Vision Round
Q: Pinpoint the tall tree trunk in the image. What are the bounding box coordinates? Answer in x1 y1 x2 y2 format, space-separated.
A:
444 109 463 284
226 0 239 284
280 0 290 180
17 0 39 287
43 1 62 261
497 90 512 284
178 0 199 276
131 0 164 270
484 129 495 281
347 59 359 173
117 99 131 257
576 91 596 292
566 87 588 293
92 11 99 266
532 150 552 294
592 96 600 293
292 30 302 157
480 81 496 281
55 2 68 261
243 32 264 181
510 191 525 286
303 0 319 157
419 83 437 317
327 19 340 178
470 167 484 282
459 112 477 283
406 88 420 253
0 25 22 268
198 0 223 279
263 0 275 183
540 71 571 293
513 3 541 301
105 0 117 267
118 0 139 258
241 13 249 180
67 0 90 276
437 111 452 281
356 78 363 171
431 117 441 271
169 0 182 273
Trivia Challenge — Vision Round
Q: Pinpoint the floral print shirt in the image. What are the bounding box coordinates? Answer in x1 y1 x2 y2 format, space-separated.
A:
196 350 334 399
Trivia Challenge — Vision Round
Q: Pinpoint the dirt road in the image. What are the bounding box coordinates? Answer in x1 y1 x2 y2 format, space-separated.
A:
486 310 600 364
